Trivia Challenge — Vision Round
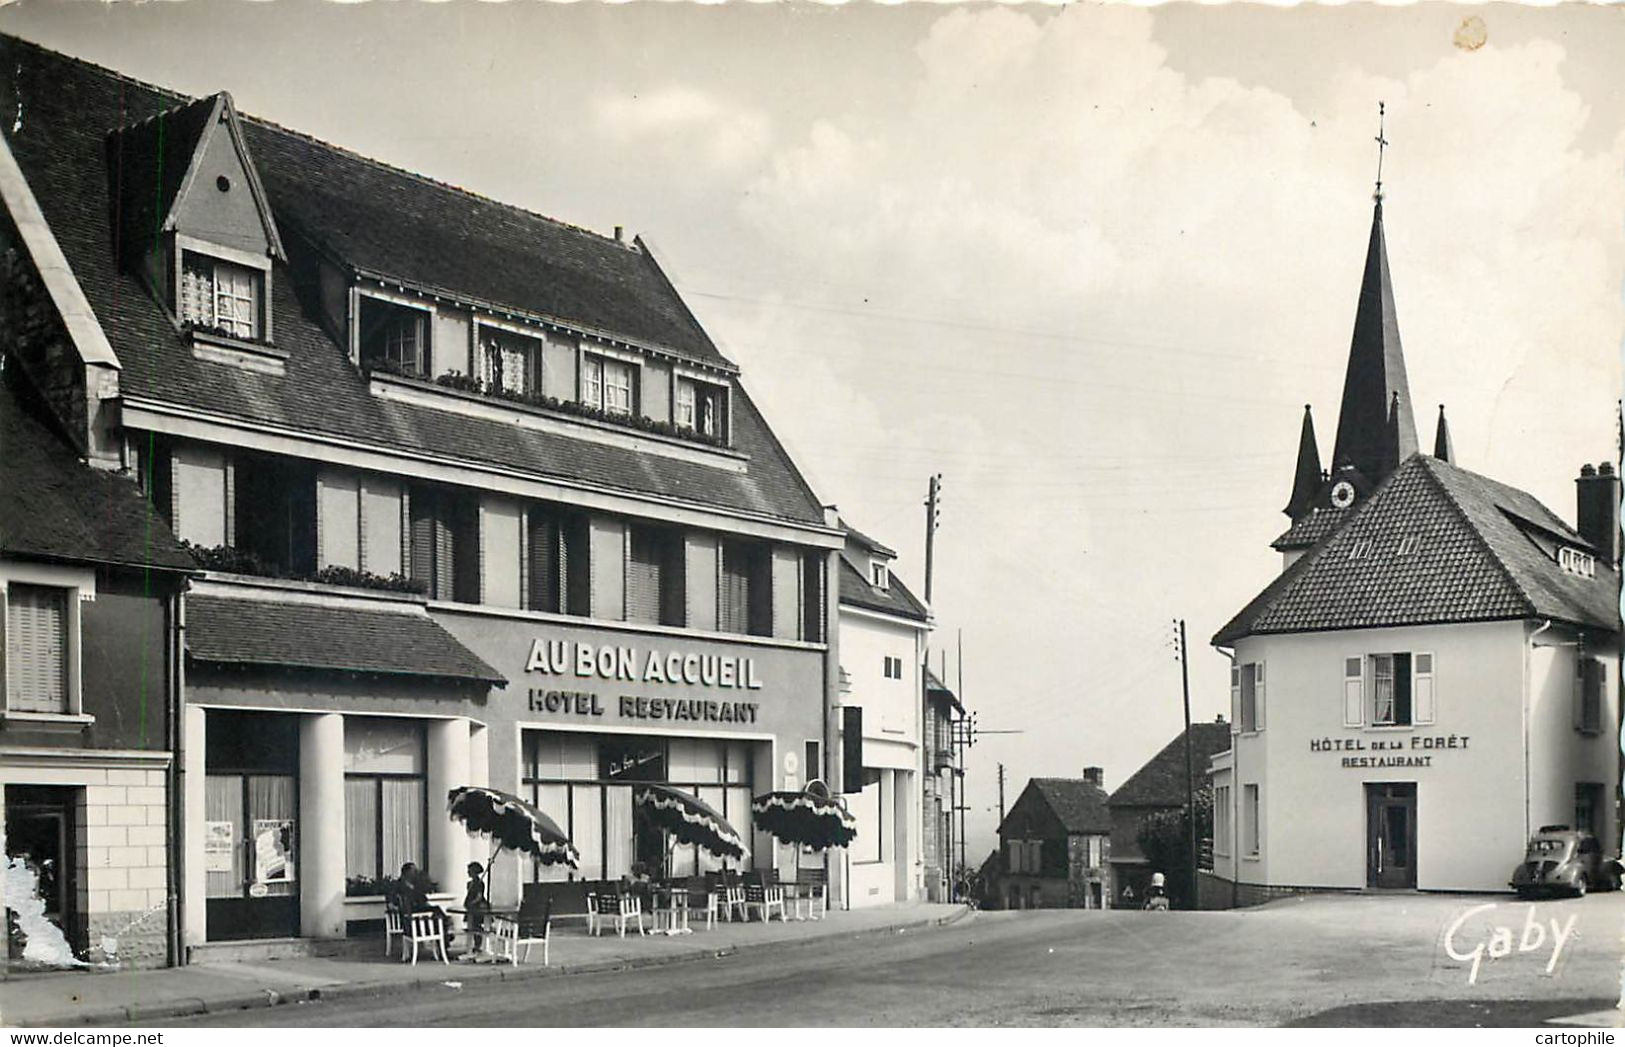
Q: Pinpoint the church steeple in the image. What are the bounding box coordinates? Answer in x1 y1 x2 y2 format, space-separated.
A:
1434 404 1454 464
1283 405 1322 519
1329 196 1418 486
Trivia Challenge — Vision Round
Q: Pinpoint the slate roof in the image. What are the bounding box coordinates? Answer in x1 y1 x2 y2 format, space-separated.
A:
0 371 194 574
1108 722 1233 808
924 665 962 713
1027 778 1113 836
838 558 929 622
186 593 504 684
1215 454 1621 646
0 35 826 529
1272 505 1350 551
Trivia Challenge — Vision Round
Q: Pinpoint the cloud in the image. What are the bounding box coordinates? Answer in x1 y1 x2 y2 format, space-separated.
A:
594 85 770 172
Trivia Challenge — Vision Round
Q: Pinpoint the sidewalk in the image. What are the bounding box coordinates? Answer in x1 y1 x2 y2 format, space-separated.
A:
0 902 969 1027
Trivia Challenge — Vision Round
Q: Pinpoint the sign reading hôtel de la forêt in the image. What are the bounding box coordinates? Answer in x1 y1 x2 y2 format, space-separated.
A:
1308 734 1470 768
522 638 763 725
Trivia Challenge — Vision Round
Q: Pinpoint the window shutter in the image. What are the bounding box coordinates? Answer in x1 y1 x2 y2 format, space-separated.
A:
1574 658 1586 731
6 586 67 713
1413 652 1435 725
1229 665 1241 734
1343 656 1364 727
1253 662 1265 731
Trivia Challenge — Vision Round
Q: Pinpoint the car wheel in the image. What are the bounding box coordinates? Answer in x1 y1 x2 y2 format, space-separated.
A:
1514 888 1537 902
1574 873 1589 898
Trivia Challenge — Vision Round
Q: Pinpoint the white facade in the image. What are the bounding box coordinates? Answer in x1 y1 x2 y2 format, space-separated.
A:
1211 619 1619 893
837 603 927 908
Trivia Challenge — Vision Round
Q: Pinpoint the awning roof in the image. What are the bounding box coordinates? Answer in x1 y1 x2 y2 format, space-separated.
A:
186 594 505 685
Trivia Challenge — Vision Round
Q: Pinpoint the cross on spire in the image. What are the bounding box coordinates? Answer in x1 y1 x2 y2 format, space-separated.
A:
1373 101 1389 202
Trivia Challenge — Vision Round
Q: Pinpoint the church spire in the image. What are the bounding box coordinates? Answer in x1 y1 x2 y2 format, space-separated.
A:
1283 405 1322 519
1434 404 1454 464
1330 108 1418 487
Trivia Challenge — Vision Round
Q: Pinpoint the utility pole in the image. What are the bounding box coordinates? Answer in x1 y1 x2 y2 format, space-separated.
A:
997 762 1006 824
1175 618 1196 911
923 474 942 604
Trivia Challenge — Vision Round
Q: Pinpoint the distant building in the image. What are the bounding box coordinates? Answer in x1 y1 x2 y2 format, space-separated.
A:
1108 718 1233 906
993 773 1112 909
922 666 962 902
836 525 929 907
1208 192 1620 901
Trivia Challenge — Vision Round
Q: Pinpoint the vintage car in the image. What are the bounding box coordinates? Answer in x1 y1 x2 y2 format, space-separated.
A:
1510 826 1622 898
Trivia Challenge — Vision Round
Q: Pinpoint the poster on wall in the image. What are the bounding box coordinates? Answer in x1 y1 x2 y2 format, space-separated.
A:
203 821 235 874
252 819 296 884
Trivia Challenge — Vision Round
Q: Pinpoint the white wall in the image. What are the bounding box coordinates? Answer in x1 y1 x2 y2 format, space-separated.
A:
1528 625 1620 847
1226 620 1538 892
317 470 360 570
360 477 403 578
482 498 523 609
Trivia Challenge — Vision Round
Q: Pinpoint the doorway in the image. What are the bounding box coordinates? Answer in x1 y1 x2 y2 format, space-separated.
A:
4 786 81 960
1365 782 1417 889
204 711 300 940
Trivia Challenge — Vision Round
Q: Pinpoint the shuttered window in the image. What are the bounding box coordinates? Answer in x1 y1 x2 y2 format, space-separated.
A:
1237 662 1264 732
1576 657 1604 735
625 526 684 627
408 487 478 602
6 585 68 713
719 540 769 636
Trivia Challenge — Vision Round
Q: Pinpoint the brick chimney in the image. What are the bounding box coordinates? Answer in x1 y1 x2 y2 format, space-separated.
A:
1576 462 1621 566
1082 766 1103 788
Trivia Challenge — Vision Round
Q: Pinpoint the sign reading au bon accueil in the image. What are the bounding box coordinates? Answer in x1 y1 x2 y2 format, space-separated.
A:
523 638 764 725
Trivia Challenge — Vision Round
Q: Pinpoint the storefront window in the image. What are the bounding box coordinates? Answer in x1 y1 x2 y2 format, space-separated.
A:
524 732 755 882
344 718 426 890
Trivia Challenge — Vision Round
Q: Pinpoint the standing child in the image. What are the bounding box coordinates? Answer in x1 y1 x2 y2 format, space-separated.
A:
463 861 490 959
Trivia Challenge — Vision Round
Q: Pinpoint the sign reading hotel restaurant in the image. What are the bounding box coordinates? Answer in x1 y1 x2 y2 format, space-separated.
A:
523 637 764 724
1309 734 1471 768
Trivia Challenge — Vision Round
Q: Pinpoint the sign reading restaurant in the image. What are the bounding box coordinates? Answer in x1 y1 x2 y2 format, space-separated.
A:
524 638 765 724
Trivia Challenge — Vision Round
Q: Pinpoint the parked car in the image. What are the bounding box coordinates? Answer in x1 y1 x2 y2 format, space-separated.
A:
1510 826 1622 898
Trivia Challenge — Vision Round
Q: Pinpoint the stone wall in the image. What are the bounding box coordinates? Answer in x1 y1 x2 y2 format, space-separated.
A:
79 768 171 968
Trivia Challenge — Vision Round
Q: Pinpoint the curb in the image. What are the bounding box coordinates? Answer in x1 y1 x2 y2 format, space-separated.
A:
23 906 975 1027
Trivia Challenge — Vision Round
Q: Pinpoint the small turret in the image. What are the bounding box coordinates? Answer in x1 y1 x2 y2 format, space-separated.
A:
1283 405 1323 520
1433 404 1454 464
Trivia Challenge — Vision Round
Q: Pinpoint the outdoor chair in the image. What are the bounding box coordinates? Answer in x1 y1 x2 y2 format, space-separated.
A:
491 898 552 966
404 910 449 965
743 872 787 923
592 888 645 937
709 871 747 922
383 900 405 956
687 876 719 931
795 867 829 920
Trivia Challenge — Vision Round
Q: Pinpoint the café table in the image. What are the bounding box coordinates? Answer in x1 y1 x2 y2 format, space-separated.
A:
650 886 692 935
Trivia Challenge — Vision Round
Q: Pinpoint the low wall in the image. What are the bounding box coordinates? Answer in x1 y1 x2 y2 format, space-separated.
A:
1196 870 1340 910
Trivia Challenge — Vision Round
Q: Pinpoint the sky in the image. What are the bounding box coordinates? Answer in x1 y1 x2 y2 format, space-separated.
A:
4 1 1621 863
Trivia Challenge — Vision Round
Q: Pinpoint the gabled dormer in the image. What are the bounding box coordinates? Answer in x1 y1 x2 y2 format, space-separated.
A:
110 92 285 354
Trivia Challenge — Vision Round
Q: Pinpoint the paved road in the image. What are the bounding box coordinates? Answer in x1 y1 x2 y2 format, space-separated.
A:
166 892 1618 1027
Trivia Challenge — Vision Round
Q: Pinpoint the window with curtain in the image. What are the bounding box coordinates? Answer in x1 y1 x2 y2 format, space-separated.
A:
344 718 427 887
523 733 754 882
180 253 262 340
6 584 69 713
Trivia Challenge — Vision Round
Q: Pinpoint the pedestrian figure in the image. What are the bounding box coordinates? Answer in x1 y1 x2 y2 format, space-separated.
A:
1143 871 1170 911
463 861 490 958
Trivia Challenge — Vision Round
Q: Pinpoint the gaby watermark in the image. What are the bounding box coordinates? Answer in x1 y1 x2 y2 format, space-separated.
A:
1442 902 1577 984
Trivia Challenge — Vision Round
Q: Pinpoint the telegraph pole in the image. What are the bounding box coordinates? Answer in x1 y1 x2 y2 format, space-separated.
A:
997 762 1006 824
923 474 942 603
1176 618 1196 910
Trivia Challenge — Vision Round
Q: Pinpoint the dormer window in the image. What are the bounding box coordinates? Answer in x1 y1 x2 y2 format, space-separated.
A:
583 354 635 417
481 326 541 397
1559 546 1596 578
180 252 261 340
360 297 430 378
870 560 889 589
676 377 727 439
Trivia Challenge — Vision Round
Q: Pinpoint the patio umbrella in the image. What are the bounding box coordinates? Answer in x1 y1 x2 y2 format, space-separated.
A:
750 780 857 852
634 783 749 862
447 786 579 877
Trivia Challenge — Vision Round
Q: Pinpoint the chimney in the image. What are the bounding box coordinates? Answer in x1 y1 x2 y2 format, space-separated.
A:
613 225 624 243
1576 462 1621 566
1082 766 1103 788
